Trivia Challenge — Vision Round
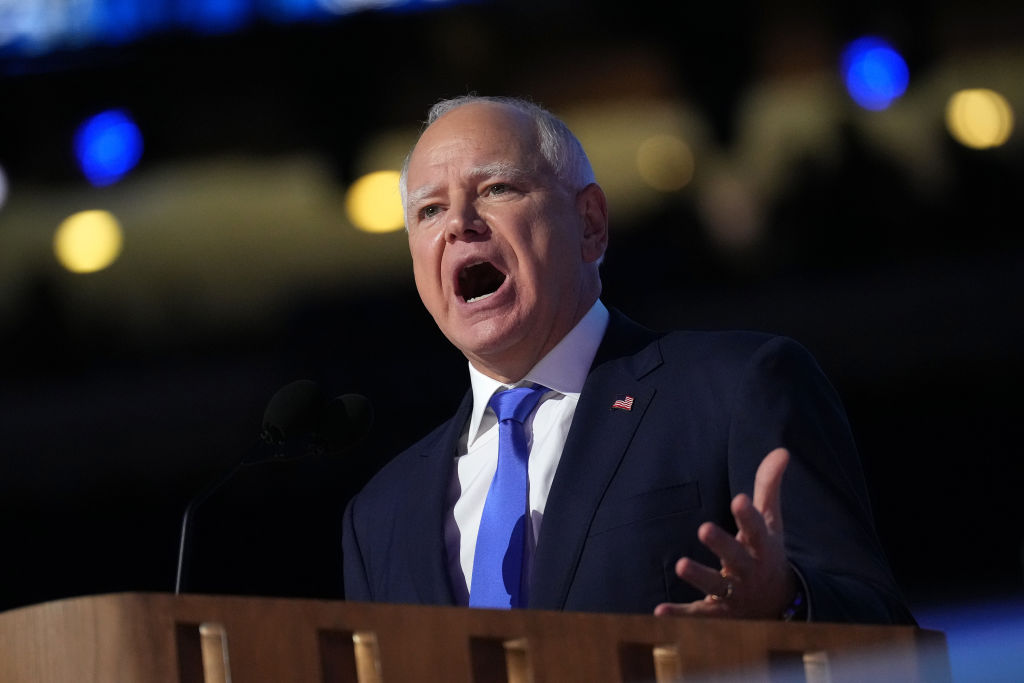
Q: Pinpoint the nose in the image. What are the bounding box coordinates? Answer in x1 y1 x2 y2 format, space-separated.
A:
445 197 487 243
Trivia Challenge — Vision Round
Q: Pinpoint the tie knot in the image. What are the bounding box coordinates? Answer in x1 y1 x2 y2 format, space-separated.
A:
488 384 547 425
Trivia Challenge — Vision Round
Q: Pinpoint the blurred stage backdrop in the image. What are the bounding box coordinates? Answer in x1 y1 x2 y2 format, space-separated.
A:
1 1 1022 679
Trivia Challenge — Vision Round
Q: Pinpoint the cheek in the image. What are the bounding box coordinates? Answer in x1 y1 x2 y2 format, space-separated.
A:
410 236 446 300
409 231 439 268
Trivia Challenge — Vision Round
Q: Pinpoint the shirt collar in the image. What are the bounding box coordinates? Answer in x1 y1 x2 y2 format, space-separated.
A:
464 300 609 447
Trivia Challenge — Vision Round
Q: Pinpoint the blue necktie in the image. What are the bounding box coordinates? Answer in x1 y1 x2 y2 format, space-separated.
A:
469 384 547 609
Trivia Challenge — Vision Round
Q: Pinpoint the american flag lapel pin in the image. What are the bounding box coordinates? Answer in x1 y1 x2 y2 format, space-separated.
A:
611 395 634 411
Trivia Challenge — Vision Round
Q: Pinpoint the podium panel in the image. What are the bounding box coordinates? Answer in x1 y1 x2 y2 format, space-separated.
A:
0 593 949 682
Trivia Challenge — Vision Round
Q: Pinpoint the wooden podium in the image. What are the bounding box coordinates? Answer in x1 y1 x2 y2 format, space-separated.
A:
0 593 949 682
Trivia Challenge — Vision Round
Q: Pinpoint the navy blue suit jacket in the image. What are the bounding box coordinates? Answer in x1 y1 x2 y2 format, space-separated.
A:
342 311 914 623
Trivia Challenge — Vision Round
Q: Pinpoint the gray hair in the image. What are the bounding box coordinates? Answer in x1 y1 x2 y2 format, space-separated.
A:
398 95 596 210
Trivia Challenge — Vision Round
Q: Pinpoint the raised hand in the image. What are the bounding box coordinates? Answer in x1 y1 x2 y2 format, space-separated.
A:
654 448 798 619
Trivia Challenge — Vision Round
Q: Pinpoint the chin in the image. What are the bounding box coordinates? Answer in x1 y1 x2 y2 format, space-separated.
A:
452 325 526 366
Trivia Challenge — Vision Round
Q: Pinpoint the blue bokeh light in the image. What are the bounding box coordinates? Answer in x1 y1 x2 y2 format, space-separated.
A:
0 1 465 61
175 0 254 35
262 0 325 22
87 0 160 45
841 36 910 111
74 110 144 187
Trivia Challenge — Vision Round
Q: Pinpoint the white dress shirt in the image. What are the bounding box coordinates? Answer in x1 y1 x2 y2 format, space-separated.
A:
444 300 610 604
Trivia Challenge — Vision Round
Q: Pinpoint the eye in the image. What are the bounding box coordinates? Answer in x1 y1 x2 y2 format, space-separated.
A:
484 183 510 196
419 205 441 220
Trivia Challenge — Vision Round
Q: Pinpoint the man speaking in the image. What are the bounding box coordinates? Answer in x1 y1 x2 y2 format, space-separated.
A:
342 95 913 624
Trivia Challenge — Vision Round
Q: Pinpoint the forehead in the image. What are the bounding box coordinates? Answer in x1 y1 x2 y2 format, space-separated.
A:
407 103 542 182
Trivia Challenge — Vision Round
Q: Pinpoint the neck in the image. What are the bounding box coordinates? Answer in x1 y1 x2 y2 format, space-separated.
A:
467 293 601 384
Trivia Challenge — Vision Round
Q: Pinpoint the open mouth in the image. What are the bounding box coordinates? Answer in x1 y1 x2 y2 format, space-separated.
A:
458 262 506 303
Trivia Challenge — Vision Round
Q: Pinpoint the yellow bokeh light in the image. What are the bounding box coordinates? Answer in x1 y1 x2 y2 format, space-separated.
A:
53 210 124 274
345 170 405 233
946 89 1015 150
636 135 695 192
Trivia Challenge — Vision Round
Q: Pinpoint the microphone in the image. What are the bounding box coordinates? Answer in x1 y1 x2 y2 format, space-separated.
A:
258 380 373 460
174 379 373 594
258 378 326 454
318 393 374 455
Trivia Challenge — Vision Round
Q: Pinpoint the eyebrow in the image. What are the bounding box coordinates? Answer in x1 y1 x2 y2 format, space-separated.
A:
405 162 533 210
467 161 531 184
405 184 440 211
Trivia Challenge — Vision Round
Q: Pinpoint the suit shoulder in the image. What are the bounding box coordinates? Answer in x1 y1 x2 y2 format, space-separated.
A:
658 329 790 361
655 330 824 382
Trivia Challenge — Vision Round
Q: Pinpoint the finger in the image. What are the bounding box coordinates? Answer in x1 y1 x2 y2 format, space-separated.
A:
697 522 753 575
674 557 730 597
752 447 789 533
654 599 730 618
731 493 770 553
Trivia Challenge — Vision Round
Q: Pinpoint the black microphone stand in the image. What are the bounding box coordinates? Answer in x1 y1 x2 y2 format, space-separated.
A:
173 436 318 594
173 381 372 594
174 458 246 594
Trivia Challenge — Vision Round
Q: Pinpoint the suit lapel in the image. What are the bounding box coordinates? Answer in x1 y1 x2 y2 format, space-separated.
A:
529 311 663 609
405 390 473 606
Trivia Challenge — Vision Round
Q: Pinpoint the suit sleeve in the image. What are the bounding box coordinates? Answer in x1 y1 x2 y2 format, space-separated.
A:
727 336 915 624
342 496 372 602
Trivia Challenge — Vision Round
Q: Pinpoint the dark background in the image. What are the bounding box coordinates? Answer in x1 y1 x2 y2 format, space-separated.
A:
1 0 1022 637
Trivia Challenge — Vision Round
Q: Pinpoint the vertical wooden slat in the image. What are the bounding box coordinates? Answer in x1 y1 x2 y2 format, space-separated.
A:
198 622 231 683
802 651 831 683
503 638 532 683
652 644 682 683
353 631 383 683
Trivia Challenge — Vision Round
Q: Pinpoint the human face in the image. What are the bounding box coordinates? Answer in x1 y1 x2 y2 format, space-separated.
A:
405 102 607 382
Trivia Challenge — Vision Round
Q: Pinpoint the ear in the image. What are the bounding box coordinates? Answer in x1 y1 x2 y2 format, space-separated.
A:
576 183 609 264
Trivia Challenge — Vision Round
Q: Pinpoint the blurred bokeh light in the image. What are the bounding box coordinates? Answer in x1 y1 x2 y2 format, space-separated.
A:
178 0 253 35
53 210 124 273
841 36 910 111
74 110 144 187
345 170 404 233
635 134 695 192
0 0 460 57
946 88 1015 149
